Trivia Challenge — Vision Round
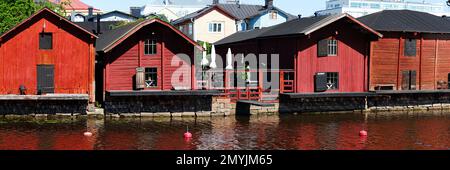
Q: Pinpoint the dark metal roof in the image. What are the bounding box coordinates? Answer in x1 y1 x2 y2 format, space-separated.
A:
215 14 382 45
172 4 296 25
75 21 121 34
95 19 201 53
95 21 143 52
213 26 272 45
217 4 267 20
358 10 450 34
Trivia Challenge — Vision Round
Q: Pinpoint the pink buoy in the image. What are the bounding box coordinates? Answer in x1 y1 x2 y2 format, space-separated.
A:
84 132 93 137
359 130 368 136
184 132 192 138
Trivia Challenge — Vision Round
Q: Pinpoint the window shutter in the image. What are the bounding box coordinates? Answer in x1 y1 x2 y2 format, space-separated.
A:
410 70 416 90
317 39 328 57
315 73 328 92
135 67 145 90
402 71 410 90
404 39 416 56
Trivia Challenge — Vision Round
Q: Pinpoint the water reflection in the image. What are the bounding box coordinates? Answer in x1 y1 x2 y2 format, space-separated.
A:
0 114 448 150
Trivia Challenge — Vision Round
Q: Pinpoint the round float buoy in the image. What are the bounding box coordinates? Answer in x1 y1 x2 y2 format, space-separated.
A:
184 132 192 138
84 132 93 137
359 130 368 136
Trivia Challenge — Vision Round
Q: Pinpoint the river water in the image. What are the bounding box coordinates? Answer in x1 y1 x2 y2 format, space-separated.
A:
0 113 448 150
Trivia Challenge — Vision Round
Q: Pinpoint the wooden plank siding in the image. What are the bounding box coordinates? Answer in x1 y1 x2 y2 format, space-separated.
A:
217 18 375 93
104 23 196 92
369 32 450 91
0 10 96 102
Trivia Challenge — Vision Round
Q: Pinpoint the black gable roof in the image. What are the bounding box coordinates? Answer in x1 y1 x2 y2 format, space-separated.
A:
216 14 381 46
75 21 121 34
358 10 450 34
95 21 143 52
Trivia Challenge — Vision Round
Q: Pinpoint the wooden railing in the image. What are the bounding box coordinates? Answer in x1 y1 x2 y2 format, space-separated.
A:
197 69 295 101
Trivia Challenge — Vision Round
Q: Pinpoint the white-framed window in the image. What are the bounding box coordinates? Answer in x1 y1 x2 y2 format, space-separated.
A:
188 23 193 35
326 72 339 90
270 10 278 20
327 39 338 56
145 67 158 88
144 39 157 55
208 22 223 33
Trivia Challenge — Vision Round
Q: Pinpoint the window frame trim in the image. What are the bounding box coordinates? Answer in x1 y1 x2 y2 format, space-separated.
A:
208 22 224 33
39 32 53 50
143 38 158 56
144 67 159 88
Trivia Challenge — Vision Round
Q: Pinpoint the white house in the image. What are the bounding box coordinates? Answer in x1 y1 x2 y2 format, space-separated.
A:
137 0 211 22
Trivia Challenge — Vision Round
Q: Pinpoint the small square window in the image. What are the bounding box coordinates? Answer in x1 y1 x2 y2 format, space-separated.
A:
326 72 339 90
145 68 158 87
404 38 416 57
39 32 52 50
144 39 157 55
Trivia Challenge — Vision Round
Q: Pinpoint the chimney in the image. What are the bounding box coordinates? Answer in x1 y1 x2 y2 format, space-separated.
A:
88 7 94 18
96 14 101 35
265 0 274 8
130 7 142 18
213 0 219 4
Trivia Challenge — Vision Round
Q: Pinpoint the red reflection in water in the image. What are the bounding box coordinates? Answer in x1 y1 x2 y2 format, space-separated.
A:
0 115 448 150
0 130 39 150
415 119 449 149
336 122 367 150
294 124 319 150
52 131 95 150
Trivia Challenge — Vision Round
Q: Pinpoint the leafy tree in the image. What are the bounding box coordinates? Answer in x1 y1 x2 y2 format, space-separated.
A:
0 0 65 35
147 14 169 23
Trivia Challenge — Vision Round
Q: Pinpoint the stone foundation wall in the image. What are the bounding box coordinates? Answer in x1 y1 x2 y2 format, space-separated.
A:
367 92 450 112
279 95 366 114
0 100 88 115
280 91 450 114
104 95 231 117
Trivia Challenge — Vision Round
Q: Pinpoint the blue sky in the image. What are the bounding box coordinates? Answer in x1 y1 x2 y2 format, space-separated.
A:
82 0 447 16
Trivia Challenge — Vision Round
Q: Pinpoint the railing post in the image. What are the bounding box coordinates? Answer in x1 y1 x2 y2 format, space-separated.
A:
280 71 284 94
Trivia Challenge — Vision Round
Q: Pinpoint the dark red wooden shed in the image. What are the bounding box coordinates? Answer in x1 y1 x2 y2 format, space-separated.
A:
359 10 450 91
0 8 97 102
96 19 202 101
215 14 381 101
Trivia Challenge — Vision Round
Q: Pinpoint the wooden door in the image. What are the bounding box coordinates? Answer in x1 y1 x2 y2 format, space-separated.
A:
37 65 55 94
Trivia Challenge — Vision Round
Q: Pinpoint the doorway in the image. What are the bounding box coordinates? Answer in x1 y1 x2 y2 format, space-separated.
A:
37 65 55 94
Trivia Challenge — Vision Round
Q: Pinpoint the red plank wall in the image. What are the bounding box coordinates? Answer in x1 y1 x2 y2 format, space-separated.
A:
105 24 195 91
369 32 450 90
216 19 373 93
295 21 369 93
0 13 95 101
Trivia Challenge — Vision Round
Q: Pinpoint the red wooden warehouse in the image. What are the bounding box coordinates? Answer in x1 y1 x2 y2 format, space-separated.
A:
0 8 97 102
96 18 202 101
215 14 382 101
359 10 450 91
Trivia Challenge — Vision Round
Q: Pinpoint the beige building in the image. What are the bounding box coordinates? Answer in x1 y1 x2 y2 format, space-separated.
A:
173 6 236 43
